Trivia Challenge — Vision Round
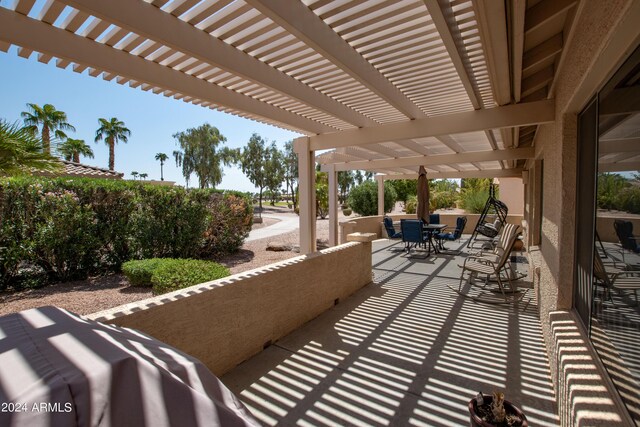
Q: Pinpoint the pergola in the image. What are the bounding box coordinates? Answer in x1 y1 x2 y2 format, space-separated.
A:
1 0 581 253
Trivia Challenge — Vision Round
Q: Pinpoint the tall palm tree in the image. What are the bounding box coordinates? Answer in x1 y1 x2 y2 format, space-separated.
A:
155 152 168 181
94 118 131 171
0 120 62 175
21 103 75 155
57 138 94 163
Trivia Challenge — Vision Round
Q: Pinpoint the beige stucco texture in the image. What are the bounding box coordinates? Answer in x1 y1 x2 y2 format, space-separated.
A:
89 237 375 376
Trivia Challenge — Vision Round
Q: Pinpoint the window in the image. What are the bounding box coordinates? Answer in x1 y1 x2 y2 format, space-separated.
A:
575 44 640 425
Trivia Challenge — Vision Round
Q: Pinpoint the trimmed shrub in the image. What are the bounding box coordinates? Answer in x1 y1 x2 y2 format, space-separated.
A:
121 258 163 286
405 195 417 214
150 258 230 295
0 177 252 290
348 180 397 216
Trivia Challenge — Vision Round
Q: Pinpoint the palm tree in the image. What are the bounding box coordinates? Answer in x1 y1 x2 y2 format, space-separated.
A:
139 173 148 180
57 138 94 163
21 103 75 155
94 117 131 171
155 152 168 181
0 120 62 175
131 171 139 180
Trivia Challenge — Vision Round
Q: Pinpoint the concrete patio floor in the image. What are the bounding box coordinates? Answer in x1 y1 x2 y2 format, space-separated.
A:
222 237 559 426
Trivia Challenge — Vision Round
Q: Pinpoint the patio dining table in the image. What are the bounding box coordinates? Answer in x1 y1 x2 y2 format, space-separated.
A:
423 223 447 255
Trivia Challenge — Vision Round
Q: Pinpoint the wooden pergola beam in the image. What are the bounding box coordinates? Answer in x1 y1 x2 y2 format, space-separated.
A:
310 100 555 150
58 0 375 127
378 168 524 180
323 147 534 172
0 8 332 134
246 0 425 120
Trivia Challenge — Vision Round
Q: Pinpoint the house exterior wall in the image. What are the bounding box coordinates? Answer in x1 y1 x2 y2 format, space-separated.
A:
89 236 375 377
525 0 640 424
497 177 524 215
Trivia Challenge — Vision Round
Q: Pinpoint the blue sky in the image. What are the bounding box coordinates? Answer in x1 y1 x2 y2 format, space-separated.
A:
0 46 302 192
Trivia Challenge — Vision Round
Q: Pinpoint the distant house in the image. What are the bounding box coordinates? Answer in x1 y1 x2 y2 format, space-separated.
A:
35 160 124 180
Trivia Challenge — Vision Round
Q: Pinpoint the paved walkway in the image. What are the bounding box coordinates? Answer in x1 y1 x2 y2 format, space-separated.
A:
246 214 300 242
223 238 559 426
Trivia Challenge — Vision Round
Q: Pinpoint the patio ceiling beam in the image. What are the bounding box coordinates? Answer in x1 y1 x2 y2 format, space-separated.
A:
599 161 640 173
599 86 640 116
525 0 578 35
473 0 511 106
423 0 481 109
0 9 332 134
58 0 375 128
246 0 425 120
599 138 640 154
379 168 524 180
310 99 555 150
326 147 534 172
393 139 432 156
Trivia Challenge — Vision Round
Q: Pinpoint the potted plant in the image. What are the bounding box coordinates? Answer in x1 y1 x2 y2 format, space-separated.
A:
469 392 528 427
342 203 352 216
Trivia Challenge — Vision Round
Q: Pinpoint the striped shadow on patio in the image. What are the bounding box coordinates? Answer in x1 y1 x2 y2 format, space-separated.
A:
222 238 559 426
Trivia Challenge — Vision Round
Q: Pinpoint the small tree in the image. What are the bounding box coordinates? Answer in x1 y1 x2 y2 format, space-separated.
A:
240 133 269 215
131 171 139 180
282 141 298 210
389 179 417 204
140 173 148 180
338 171 355 204
172 123 236 189
348 180 397 216
316 171 329 218
264 143 284 206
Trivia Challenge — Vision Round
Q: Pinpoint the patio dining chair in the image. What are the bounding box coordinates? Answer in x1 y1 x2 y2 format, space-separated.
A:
434 216 467 251
451 223 527 304
383 216 402 239
400 219 428 255
614 220 640 260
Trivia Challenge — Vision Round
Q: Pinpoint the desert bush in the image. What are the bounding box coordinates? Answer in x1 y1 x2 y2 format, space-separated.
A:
459 188 489 214
150 258 230 295
0 177 252 290
348 180 397 216
405 195 417 214
121 258 163 286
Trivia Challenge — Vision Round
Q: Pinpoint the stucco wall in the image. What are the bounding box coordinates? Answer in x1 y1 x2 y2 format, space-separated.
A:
89 238 375 376
526 0 638 424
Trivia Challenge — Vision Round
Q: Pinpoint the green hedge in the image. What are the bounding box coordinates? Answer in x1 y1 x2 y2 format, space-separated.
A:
122 258 230 295
0 177 252 289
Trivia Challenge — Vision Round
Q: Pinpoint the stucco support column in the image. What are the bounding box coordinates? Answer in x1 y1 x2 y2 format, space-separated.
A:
327 165 338 246
377 175 384 216
294 137 316 254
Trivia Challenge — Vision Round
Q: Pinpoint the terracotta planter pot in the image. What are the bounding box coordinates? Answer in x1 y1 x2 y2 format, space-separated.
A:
468 396 528 427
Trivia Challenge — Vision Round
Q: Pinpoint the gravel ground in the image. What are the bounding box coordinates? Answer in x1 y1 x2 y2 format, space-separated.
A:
0 206 346 316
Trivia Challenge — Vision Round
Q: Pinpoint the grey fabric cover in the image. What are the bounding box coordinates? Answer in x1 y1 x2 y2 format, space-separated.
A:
0 306 260 427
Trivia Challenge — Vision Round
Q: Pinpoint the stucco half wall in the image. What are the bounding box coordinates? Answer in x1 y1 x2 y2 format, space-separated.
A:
88 234 376 376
